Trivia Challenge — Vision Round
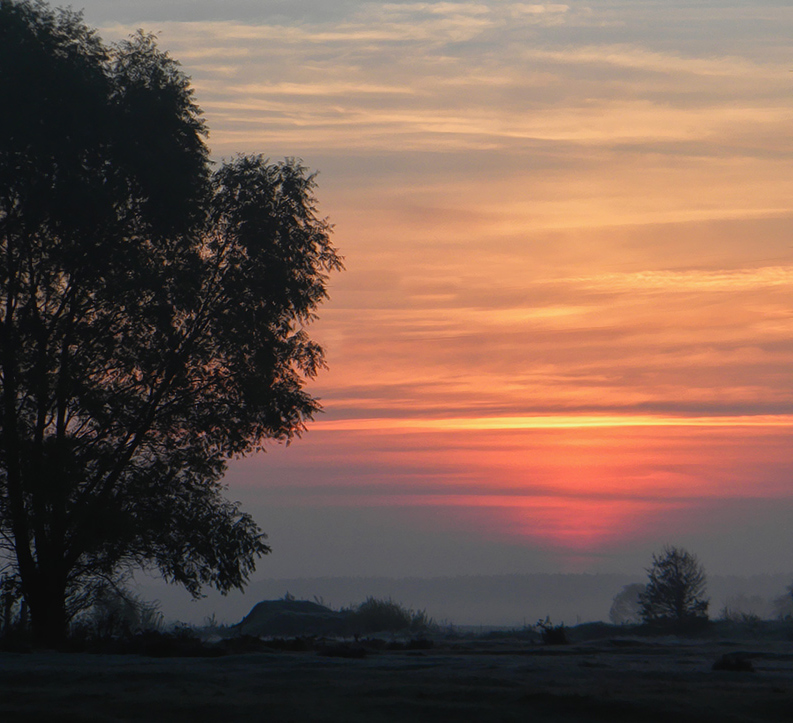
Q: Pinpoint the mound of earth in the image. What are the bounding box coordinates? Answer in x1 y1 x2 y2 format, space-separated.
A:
235 599 351 637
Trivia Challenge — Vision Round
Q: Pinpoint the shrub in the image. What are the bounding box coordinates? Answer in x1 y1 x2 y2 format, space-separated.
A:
71 583 163 640
349 597 431 634
534 617 568 645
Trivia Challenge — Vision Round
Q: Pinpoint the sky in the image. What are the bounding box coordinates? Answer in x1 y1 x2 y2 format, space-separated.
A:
77 0 792 581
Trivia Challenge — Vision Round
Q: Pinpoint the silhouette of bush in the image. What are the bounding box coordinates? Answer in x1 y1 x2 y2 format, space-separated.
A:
348 597 431 634
535 617 569 645
234 595 436 638
71 583 163 641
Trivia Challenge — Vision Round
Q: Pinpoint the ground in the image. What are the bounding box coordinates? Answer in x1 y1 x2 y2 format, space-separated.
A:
2 636 793 721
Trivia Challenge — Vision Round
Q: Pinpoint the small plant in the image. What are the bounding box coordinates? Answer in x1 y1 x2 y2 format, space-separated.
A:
205 612 218 628
534 616 568 645
719 607 762 625
719 594 770 623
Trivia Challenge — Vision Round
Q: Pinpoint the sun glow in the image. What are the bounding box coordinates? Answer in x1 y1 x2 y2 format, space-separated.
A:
92 0 793 572
316 414 793 432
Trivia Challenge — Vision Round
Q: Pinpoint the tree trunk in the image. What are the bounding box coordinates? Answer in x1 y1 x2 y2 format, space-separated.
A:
26 575 68 648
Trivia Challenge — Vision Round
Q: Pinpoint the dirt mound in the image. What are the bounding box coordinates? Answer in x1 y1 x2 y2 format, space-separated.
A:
235 599 350 637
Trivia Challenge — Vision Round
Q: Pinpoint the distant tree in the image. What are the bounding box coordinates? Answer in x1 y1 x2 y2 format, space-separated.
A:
533 616 568 645
772 582 793 620
609 583 645 625
639 546 709 624
350 597 431 634
0 1 341 646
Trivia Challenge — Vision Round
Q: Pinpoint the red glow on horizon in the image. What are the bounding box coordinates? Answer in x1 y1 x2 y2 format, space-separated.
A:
314 413 793 433
236 415 793 554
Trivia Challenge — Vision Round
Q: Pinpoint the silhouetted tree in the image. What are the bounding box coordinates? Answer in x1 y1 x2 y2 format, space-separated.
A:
0 1 341 646
639 546 709 624
609 583 645 625
772 582 793 620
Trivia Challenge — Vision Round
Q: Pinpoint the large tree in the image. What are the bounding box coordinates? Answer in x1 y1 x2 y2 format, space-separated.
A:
0 0 341 645
639 546 709 625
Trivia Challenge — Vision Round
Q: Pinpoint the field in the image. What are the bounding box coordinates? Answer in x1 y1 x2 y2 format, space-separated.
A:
2 632 793 722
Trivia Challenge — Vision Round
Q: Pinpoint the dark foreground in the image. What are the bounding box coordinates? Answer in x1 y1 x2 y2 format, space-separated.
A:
2 636 793 722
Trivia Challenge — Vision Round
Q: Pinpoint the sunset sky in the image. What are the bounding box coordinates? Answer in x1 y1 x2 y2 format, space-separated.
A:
81 0 792 578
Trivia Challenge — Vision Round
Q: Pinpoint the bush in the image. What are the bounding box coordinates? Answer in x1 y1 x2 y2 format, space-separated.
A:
534 617 569 645
348 597 431 634
71 583 163 640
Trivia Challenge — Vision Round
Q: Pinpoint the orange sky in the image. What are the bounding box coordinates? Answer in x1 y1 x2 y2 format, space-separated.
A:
85 0 793 576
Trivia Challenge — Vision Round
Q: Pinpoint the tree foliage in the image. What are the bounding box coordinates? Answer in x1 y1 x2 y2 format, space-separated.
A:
0 0 341 645
349 597 431 634
609 583 645 625
639 546 709 624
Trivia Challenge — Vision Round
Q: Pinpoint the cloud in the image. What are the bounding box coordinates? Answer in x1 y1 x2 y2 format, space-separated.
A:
94 1 791 176
572 266 793 292
73 1 793 567
314 414 793 433
521 44 781 79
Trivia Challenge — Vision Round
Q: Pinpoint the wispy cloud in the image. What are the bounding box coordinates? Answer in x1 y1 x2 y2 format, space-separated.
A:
81 1 793 567
97 4 793 159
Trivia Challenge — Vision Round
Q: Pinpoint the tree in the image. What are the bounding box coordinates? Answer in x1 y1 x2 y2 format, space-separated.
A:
609 583 645 625
639 546 709 624
772 582 793 620
0 1 342 646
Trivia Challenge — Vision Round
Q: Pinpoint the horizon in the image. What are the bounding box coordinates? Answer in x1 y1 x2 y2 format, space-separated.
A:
137 569 793 627
73 0 793 582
